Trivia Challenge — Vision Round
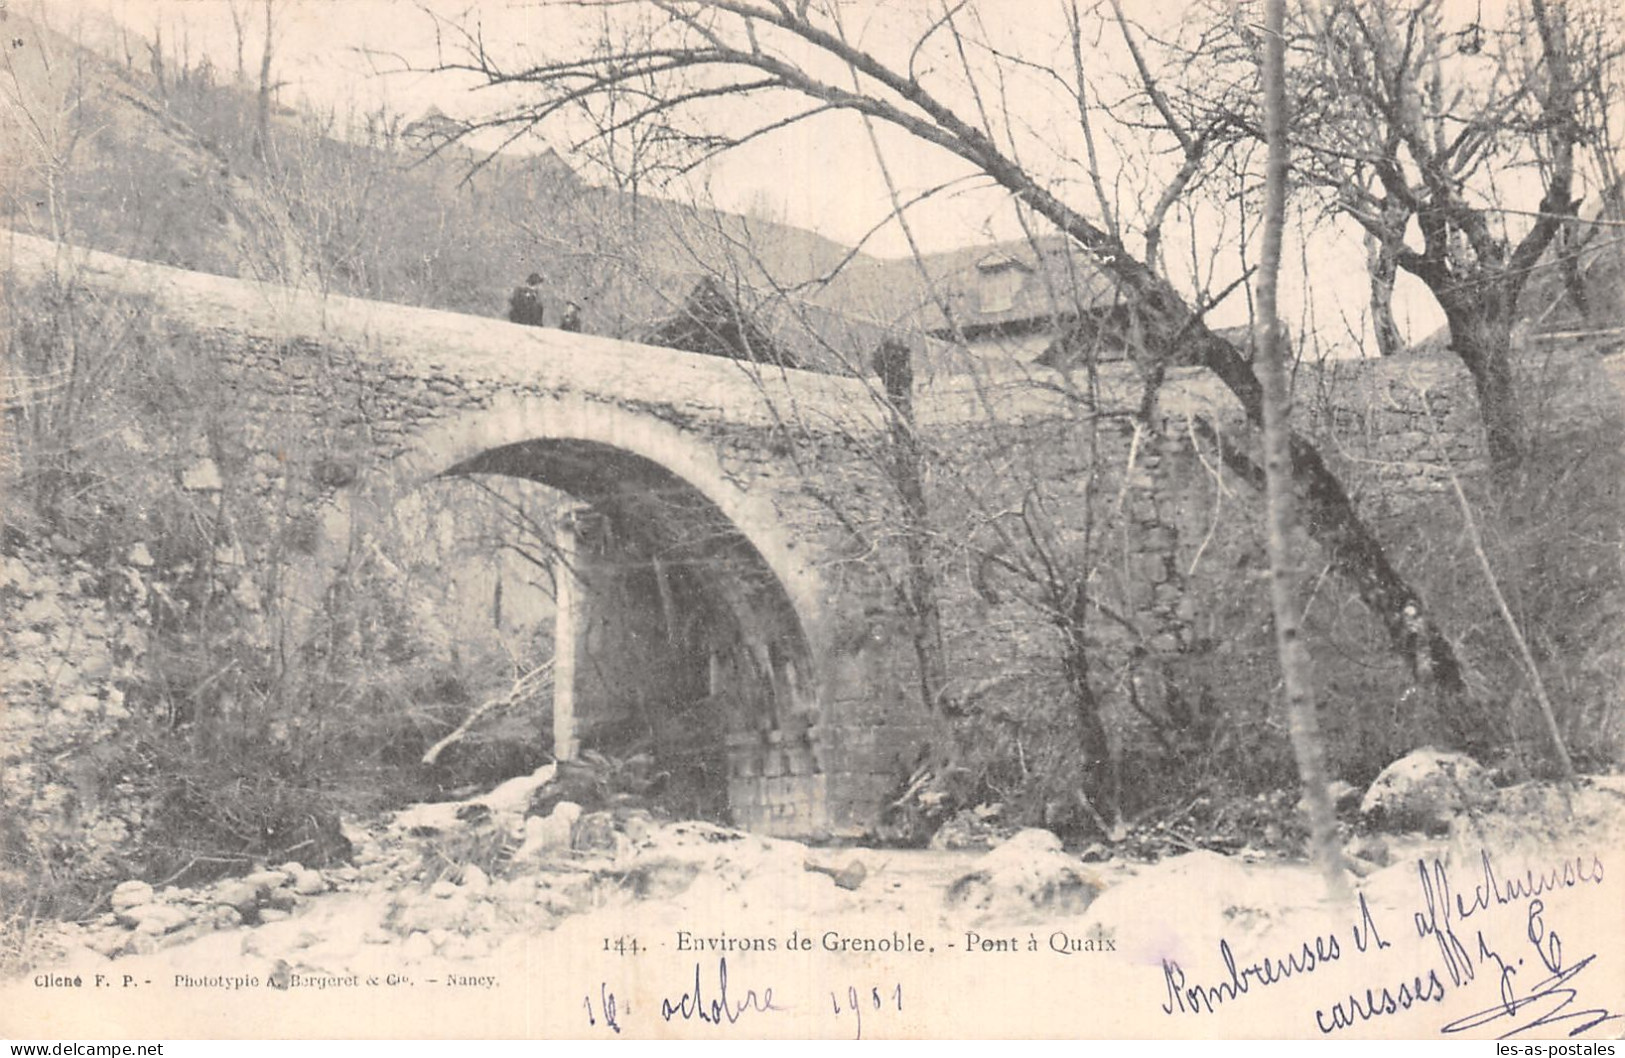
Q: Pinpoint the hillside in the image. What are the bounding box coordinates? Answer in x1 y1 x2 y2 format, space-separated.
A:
0 9 898 343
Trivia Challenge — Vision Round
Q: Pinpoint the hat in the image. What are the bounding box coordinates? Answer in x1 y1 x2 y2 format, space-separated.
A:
526 273 543 285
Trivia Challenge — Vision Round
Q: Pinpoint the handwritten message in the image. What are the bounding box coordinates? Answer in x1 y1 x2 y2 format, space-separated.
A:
1157 848 1618 1038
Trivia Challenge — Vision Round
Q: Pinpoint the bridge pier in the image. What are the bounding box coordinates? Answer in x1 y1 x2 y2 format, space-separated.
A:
543 500 842 835
550 508 586 762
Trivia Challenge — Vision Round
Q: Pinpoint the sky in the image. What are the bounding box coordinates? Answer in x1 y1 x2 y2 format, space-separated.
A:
24 0 1496 353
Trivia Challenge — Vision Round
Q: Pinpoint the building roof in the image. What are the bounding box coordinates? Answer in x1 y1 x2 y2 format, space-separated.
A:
805 230 1122 343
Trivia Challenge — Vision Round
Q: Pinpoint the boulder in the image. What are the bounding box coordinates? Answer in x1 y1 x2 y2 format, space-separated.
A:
930 809 1018 851
391 892 472 934
214 881 261 914
110 880 155 913
401 931 435 961
19 595 66 628
1343 833 1392 868
572 811 620 854
1360 748 1496 834
516 802 581 859
290 869 326 896
458 865 490 896
243 869 289 890
946 829 1103 918
263 888 301 912
122 903 193 935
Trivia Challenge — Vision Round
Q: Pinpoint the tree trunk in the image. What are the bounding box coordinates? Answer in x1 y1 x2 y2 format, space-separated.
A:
254 0 274 162
1443 299 1525 479
1060 602 1113 818
1366 229 1404 358
1558 224 1591 323
874 341 950 716
1259 0 1347 900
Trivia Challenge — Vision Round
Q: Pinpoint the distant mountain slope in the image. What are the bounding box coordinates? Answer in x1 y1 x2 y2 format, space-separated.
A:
0 12 310 279
0 11 892 345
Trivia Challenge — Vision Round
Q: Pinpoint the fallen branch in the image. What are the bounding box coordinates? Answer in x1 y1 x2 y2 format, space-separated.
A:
421 660 556 766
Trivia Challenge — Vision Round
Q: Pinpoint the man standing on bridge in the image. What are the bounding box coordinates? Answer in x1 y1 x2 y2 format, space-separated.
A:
509 273 546 327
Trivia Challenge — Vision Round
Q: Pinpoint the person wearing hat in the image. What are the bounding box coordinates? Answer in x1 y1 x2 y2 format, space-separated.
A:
559 300 583 333
509 273 545 327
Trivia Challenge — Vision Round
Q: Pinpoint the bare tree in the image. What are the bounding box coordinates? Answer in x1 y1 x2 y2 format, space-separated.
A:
253 0 278 161
228 1 250 85
425 0 1473 733
1307 0 1588 475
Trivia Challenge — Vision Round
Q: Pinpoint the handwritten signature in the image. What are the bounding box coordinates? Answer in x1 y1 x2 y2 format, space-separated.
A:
1439 897 1622 1039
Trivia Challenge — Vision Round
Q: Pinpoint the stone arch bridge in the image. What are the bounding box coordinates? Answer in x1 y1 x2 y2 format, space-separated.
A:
9 233 1524 838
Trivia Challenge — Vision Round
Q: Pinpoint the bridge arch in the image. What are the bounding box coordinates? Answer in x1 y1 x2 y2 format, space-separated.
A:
342 393 839 834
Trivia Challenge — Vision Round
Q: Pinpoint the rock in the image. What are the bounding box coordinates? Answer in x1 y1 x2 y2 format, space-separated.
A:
76 646 114 680
572 811 619 853
1343 833 1391 868
257 909 292 924
291 869 326 896
620 810 655 846
208 905 244 929
120 932 160 957
619 859 701 901
930 809 1018 851
946 829 1103 918
805 858 868 890
122 903 193 935
214 882 261 913
110 880 155 913
181 459 223 492
517 802 581 859
84 929 130 958
455 803 494 826
459 865 490 895
0 555 37 593
243 869 289 890
126 543 155 568
401 931 435 961
62 694 101 715
19 595 66 628
1360 748 1496 834
1329 780 1361 813
8 628 47 653
263 888 301 912
392 893 470 934
429 880 459 900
